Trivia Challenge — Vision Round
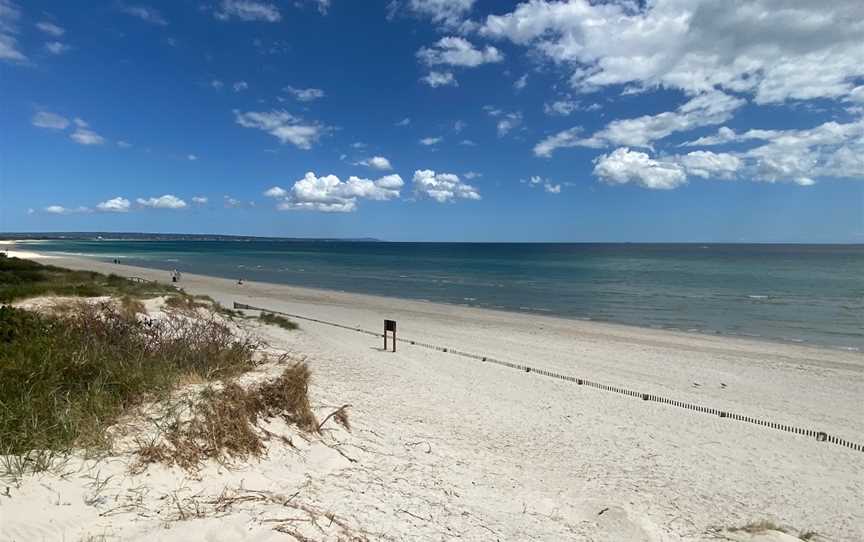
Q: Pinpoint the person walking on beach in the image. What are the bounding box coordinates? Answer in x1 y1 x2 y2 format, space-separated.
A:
171 269 180 283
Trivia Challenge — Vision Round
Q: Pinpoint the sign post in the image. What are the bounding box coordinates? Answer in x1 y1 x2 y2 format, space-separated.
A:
384 319 396 352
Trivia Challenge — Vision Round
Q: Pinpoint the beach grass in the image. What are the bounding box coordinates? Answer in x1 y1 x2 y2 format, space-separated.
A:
0 301 258 475
258 311 299 331
0 254 177 303
135 362 320 471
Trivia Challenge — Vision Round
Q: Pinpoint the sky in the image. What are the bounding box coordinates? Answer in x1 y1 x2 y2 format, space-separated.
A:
1 0 863 242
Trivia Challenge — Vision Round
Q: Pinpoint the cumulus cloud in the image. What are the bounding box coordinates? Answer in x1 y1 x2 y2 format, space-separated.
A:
0 0 26 63
192 196 208 204
233 81 248 92
412 169 480 203
272 172 404 212
418 36 503 67
419 136 442 146
676 150 741 179
136 194 187 209
395 117 411 126
263 186 288 198
96 197 131 212
120 5 167 25
593 148 688 190
677 118 864 185
32 111 70 130
358 156 393 171
215 0 281 22
591 144 835 189
481 0 864 104
421 71 457 88
36 21 64 36
284 85 325 102
536 90 744 157
234 110 329 150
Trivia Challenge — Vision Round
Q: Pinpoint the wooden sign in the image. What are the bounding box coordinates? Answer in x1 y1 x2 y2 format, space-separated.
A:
384 319 396 352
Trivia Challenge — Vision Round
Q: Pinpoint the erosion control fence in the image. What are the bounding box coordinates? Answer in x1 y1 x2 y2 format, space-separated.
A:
234 302 863 453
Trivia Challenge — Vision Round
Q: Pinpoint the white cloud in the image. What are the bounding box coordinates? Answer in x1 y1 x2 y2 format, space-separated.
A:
120 5 167 25
359 156 393 171
535 90 744 156
480 0 864 104
593 148 688 190
419 136 442 146
401 0 476 28
234 110 329 150
96 197 131 213
70 127 106 146
215 0 281 22
136 194 187 209
274 172 404 212
210 79 224 90
264 186 288 198
544 99 579 116
44 41 70 55
677 118 864 185
187 154 198 161
43 205 91 214
396 117 411 126
192 196 208 204
484 107 522 137
284 85 325 102
224 196 242 208
412 169 480 203
0 0 26 63
421 71 457 88
496 112 521 137
233 81 248 92
453 120 467 133
524 175 562 194
459 139 476 146
677 150 741 179
117 140 132 148
463 171 481 179
32 111 70 130
418 36 503 67
36 21 64 36
514 74 528 91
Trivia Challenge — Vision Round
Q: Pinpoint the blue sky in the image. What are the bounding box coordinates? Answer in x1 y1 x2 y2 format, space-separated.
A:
1 0 863 242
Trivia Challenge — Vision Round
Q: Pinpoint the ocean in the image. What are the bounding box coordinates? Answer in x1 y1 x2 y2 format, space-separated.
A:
17 239 864 350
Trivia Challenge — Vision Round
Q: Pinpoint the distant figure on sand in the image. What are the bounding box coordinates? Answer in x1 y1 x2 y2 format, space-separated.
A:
237 278 244 285
171 269 180 283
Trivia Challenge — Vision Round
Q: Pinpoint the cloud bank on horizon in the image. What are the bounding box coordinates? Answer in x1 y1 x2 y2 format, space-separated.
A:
3 0 863 240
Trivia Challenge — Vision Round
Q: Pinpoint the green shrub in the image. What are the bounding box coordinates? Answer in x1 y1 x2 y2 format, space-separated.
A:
258 312 299 331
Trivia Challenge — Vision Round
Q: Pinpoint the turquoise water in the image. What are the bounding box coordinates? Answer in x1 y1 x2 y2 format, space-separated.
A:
18 240 864 350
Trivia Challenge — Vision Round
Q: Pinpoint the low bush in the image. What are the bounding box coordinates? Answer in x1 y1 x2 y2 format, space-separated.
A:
258 311 299 331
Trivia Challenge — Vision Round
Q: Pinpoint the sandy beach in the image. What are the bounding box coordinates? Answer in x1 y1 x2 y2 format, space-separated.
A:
1 248 863 541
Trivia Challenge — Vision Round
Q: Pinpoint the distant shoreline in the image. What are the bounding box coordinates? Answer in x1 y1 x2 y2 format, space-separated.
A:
2 233 863 245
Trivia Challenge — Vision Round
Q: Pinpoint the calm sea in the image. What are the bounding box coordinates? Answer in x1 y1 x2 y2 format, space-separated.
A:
19 240 864 350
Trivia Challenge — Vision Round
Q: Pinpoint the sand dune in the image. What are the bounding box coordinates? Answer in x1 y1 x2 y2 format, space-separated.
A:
1 252 862 541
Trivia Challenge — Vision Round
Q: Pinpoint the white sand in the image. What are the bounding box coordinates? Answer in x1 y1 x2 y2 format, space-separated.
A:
1 251 862 541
